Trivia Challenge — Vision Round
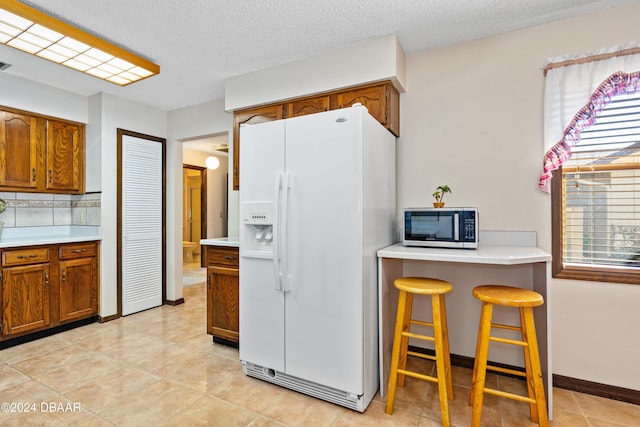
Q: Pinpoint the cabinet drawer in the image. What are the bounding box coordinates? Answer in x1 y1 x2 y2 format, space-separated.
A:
2 247 50 266
59 242 98 259
206 247 239 268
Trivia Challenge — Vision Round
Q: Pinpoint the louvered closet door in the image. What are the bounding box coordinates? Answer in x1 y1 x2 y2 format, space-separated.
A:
122 134 163 315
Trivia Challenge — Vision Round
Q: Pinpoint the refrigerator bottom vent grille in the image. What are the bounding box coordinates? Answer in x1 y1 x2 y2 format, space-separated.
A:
242 361 365 412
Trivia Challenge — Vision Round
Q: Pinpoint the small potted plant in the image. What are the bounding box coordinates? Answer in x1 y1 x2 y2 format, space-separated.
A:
432 185 451 208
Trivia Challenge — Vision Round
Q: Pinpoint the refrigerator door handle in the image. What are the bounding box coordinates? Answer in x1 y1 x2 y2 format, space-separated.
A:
273 173 283 291
280 172 291 292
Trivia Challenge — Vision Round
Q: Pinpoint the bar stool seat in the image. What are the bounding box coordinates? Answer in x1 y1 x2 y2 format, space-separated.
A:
386 277 453 426
470 285 548 427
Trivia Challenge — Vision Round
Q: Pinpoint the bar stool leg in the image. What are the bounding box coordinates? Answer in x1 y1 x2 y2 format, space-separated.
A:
469 301 487 407
522 307 549 427
433 293 451 426
397 292 414 387
386 290 408 414
438 292 454 397
471 301 493 427
520 307 537 422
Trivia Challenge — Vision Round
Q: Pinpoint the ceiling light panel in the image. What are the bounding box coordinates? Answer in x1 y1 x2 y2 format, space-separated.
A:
0 0 159 85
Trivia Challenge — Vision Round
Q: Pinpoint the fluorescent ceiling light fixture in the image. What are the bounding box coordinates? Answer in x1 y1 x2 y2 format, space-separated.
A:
0 0 159 85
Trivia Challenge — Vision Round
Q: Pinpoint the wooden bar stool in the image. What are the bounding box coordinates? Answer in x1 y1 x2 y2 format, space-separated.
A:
469 285 548 427
385 277 453 426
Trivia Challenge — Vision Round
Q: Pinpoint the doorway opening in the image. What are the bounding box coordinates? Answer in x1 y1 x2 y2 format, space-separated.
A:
181 132 229 288
182 164 207 285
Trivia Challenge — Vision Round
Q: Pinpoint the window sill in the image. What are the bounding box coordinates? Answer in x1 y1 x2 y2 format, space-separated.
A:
553 266 640 285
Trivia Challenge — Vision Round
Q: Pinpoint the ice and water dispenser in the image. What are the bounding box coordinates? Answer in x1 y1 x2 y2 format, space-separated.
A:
240 202 274 258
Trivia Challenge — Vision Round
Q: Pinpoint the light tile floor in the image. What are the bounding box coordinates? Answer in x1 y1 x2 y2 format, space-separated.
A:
0 283 639 426
182 262 206 287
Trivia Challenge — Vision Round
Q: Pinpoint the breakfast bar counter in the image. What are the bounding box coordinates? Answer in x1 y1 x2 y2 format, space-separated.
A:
377 234 553 417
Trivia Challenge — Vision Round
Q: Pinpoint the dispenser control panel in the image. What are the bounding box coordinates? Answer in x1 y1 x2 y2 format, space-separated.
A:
242 202 273 225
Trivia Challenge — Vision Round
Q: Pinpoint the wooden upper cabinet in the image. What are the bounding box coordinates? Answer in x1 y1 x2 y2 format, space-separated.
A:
333 82 400 136
286 95 330 118
0 111 40 189
0 107 84 194
233 104 284 190
232 81 400 189
46 119 83 192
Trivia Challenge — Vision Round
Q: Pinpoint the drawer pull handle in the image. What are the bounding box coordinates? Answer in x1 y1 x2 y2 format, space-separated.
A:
71 248 88 253
32 167 36 182
45 271 49 285
17 254 39 259
223 256 238 260
62 268 66 282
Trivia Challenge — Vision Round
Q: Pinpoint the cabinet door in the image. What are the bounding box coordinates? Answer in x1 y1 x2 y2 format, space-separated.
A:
286 95 330 118
0 111 40 189
233 104 284 190
334 83 400 136
59 257 97 322
46 120 82 192
2 263 50 336
207 265 239 343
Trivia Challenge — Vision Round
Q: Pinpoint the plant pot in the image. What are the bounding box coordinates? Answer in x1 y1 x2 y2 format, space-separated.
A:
433 202 444 208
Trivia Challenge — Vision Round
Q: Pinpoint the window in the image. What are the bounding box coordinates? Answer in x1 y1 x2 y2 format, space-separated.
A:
552 92 640 284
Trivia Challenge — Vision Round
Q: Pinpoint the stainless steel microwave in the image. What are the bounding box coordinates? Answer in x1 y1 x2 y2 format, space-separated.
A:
403 207 478 249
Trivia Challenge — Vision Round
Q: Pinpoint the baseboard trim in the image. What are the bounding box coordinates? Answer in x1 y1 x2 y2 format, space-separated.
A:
408 346 640 405
98 314 119 323
552 374 640 406
165 298 185 306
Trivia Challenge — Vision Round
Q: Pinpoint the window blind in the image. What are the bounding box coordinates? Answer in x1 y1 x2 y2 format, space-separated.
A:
563 92 640 268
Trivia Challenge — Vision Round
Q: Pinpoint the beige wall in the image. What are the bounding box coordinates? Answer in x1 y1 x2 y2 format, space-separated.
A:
400 2 640 389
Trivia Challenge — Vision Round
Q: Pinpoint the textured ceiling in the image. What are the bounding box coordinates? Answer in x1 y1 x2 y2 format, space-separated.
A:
0 0 637 112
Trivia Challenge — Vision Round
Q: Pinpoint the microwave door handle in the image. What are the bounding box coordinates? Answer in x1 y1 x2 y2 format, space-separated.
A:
454 213 460 240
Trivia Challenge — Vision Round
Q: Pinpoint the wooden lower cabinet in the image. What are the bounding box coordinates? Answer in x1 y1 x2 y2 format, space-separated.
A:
0 241 99 340
59 242 98 322
206 246 239 346
2 262 51 336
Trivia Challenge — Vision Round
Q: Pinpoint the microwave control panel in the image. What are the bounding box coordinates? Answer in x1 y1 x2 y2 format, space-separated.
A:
461 211 476 242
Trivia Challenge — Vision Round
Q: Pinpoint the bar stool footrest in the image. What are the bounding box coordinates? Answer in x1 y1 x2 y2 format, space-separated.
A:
489 335 528 347
401 331 435 342
407 350 436 362
484 387 536 404
486 364 526 378
398 368 438 384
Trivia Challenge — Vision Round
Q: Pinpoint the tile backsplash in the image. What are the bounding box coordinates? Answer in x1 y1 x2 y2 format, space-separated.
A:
0 192 101 228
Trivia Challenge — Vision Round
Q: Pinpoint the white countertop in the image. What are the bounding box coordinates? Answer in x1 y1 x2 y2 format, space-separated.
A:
200 237 239 248
0 226 102 248
378 242 551 265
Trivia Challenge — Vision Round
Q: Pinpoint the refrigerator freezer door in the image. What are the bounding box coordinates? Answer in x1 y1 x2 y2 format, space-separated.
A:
239 120 286 372
283 107 365 393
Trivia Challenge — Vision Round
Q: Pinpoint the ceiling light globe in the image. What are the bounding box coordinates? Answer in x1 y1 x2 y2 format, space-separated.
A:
205 156 220 170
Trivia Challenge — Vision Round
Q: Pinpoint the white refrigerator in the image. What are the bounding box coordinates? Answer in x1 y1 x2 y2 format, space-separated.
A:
239 105 396 412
